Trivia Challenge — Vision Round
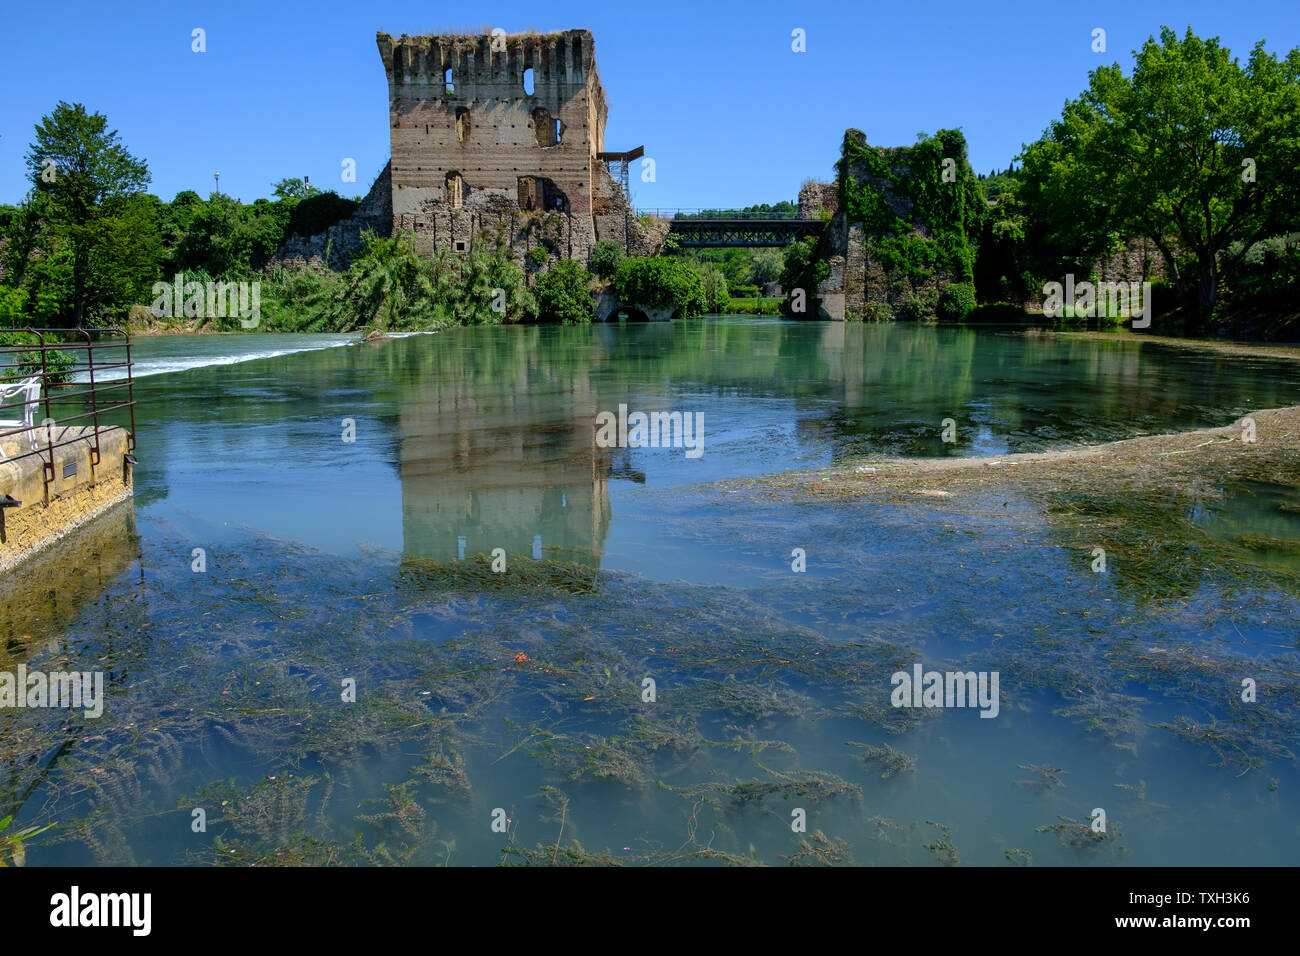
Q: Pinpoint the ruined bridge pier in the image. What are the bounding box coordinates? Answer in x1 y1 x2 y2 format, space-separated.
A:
376 29 666 265
358 29 838 319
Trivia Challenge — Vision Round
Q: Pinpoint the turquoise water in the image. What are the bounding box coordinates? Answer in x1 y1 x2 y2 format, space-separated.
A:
3 319 1298 866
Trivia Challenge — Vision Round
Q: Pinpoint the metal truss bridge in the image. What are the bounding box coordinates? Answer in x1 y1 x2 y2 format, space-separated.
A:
634 209 825 248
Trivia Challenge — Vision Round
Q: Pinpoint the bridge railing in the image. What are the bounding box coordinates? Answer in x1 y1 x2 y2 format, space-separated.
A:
633 208 803 221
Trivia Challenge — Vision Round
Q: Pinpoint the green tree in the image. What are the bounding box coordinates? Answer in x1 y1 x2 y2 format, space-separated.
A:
674 201 798 220
588 240 624 279
937 282 977 321
1018 27 1300 312
158 191 204 275
1 194 48 288
973 173 1032 304
613 257 707 318
174 194 250 278
272 178 308 201
286 191 359 239
88 192 163 321
695 262 731 313
14 248 72 325
535 260 595 324
23 102 150 326
748 248 784 287
243 198 293 267
779 236 828 295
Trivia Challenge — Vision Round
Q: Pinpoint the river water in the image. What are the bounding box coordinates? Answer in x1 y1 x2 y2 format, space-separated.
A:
4 318 1299 866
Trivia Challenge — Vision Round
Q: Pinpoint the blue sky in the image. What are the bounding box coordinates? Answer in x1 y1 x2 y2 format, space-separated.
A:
1 0 1297 209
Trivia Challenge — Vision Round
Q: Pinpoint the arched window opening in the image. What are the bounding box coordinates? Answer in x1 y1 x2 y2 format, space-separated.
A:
446 172 463 209
523 67 535 96
455 108 470 143
444 68 454 94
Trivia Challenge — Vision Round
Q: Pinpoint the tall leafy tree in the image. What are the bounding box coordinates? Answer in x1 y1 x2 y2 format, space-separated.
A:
24 102 150 326
1 191 51 288
1019 28 1300 312
175 193 252 277
272 178 308 201
89 193 163 319
748 248 784 286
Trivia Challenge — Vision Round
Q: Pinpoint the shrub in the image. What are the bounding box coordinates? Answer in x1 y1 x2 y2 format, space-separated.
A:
259 263 345 332
0 286 28 323
588 240 624 279
862 302 893 322
612 257 707 318
898 289 938 321
287 192 360 238
0 331 77 385
528 246 550 268
937 282 977 321
312 230 536 332
779 236 829 294
695 263 731 313
535 260 594 324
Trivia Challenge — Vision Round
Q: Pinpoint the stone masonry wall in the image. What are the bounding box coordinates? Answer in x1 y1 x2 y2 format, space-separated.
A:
0 426 132 573
272 29 661 273
798 182 838 221
1020 237 1169 311
380 29 615 266
798 141 961 321
270 163 393 271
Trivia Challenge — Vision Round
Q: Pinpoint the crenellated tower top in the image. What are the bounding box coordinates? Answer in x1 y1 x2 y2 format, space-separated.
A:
376 30 597 99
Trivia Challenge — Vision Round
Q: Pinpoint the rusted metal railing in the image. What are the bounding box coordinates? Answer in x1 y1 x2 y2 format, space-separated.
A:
0 328 136 505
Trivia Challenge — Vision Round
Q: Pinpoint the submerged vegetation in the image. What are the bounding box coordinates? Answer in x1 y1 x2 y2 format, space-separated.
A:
0 815 56 867
4 319 1293 866
848 742 918 779
3 382 1297 865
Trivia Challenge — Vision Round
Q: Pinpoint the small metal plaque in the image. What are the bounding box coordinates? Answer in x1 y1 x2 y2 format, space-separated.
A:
62 461 78 479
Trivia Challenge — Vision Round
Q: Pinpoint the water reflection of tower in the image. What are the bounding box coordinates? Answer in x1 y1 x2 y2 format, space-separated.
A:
397 375 615 569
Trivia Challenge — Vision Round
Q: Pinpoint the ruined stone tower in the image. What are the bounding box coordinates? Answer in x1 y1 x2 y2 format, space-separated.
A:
376 29 655 265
